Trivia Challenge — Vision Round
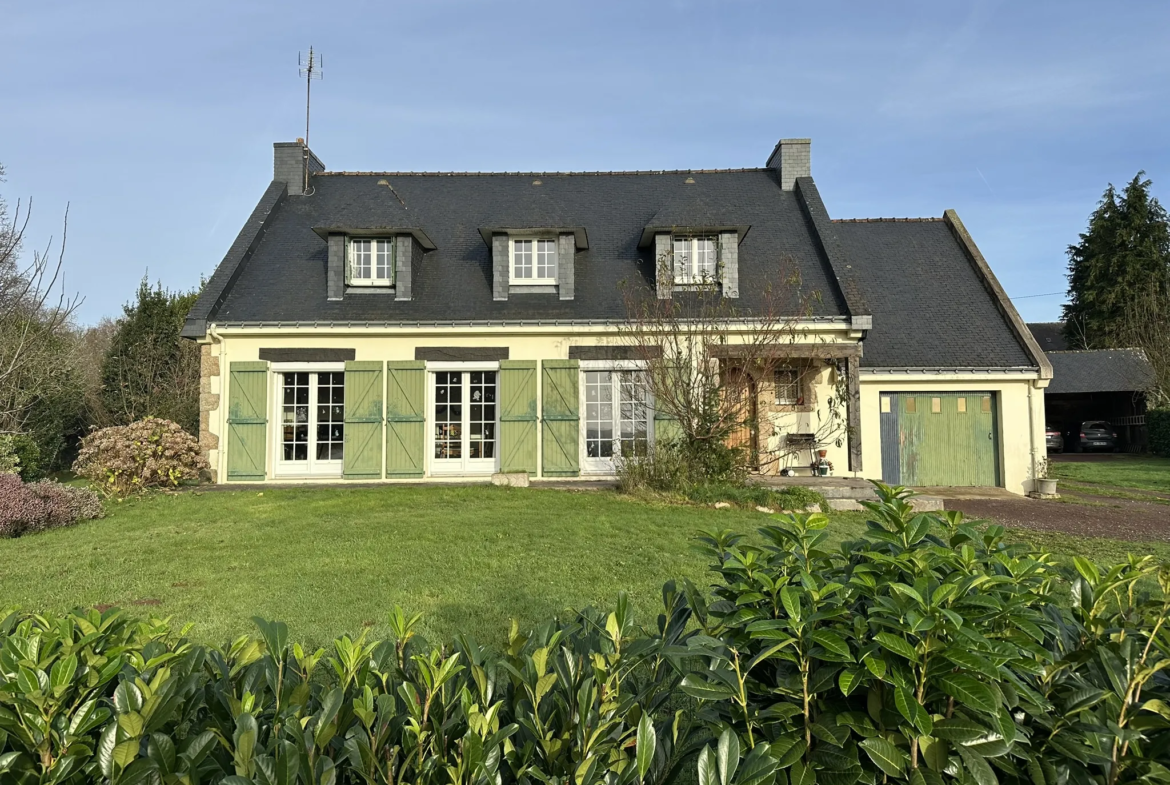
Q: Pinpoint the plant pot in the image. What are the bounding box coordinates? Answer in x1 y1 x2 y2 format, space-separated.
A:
817 450 828 459
1036 478 1058 495
817 465 829 476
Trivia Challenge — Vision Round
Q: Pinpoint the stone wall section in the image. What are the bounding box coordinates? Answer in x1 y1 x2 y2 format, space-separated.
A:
199 343 221 483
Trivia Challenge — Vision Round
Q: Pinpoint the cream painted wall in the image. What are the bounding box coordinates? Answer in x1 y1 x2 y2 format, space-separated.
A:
203 324 981 487
858 374 1047 495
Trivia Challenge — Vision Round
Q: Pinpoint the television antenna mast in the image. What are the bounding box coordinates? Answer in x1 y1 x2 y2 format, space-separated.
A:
297 47 323 193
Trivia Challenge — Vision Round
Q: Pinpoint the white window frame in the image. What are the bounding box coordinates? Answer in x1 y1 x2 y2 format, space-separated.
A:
425 362 501 477
510 236 558 285
348 237 396 287
270 362 346 478
672 235 719 285
578 360 654 476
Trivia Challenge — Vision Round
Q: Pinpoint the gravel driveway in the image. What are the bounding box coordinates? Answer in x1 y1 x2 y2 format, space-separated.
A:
942 490 1170 542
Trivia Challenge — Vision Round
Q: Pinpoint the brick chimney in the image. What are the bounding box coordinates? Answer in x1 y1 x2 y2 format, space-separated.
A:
273 139 325 195
766 138 811 191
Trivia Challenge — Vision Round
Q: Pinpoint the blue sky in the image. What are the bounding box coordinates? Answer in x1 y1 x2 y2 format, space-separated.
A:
5 0 1168 325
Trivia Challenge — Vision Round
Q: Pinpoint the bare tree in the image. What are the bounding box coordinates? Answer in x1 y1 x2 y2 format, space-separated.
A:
619 251 850 476
0 164 83 434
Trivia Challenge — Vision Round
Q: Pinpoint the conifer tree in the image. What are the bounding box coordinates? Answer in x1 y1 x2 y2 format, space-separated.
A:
1063 173 1170 403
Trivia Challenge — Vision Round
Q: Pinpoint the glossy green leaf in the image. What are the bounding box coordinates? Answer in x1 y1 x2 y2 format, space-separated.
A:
938 674 999 714
874 633 919 662
717 727 740 785
860 737 906 778
956 743 999 785
698 745 718 785
812 630 853 661
894 687 933 736
636 713 656 780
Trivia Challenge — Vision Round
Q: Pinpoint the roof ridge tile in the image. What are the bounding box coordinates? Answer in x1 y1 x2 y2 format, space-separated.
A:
315 168 771 177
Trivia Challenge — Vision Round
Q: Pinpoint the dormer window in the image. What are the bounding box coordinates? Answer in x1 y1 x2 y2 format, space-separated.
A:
672 235 718 284
511 238 558 284
348 238 395 286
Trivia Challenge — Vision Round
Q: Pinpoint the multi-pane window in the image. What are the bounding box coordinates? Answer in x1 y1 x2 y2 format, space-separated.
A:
280 371 344 470
349 238 395 285
315 372 345 460
584 371 649 462
434 372 463 460
774 368 803 406
468 372 497 459
512 238 557 283
673 235 718 284
434 371 498 468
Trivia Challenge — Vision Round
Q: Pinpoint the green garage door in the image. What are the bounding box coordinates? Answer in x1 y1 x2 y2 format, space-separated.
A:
879 392 999 487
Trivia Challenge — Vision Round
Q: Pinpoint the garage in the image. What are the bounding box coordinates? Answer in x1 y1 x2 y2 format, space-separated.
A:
879 392 1000 486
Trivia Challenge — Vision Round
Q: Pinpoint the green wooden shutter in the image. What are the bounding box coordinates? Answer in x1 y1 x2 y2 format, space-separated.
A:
499 360 538 473
541 360 580 477
654 409 682 445
343 361 384 479
227 361 268 481
386 361 426 477
653 365 683 445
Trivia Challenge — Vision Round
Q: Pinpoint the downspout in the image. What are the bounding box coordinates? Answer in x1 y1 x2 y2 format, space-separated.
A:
209 323 225 484
1027 382 1037 494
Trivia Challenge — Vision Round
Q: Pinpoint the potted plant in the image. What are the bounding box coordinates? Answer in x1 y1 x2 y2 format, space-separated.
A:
1035 458 1058 495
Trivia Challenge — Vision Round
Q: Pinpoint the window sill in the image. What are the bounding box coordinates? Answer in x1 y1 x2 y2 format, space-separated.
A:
671 282 722 291
509 284 559 294
345 285 397 294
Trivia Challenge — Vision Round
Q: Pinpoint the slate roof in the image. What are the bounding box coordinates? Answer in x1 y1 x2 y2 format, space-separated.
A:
833 219 1036 368
186 153 1042 373
206 169 849 325
1027 321 1070 352
1045 349 1155 394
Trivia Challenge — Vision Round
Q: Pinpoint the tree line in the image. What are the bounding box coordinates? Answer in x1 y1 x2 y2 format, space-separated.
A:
0 162 199 477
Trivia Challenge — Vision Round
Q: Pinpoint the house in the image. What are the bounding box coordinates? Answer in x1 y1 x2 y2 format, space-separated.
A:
1027 322 1154 451
182 138 1052 493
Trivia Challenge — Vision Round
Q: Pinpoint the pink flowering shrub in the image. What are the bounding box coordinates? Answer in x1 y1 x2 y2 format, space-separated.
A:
73 417 208 497
0 474 104 538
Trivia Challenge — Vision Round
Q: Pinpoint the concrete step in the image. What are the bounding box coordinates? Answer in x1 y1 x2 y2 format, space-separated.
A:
828 496 943 512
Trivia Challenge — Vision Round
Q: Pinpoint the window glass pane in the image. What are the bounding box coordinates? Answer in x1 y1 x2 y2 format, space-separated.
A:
469 372 497 459
513 239 533 279
931 397 942 413
314 372 344 462
617 371 649 457
673 238 690 283
351 239 372 280
905 397 916 413
281 372 311 463
434 372 463 459
584 371 613 458
696 236 717 279
536 239 557 279
957 397 967 413
375 239 394 280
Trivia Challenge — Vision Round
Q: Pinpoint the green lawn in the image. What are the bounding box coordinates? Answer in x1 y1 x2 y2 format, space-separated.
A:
0 485 1164 647
1049 455 1170 494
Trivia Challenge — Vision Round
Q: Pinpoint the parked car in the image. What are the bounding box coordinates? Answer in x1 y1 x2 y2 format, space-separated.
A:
1045 425 1064 453
1066 420 1119 453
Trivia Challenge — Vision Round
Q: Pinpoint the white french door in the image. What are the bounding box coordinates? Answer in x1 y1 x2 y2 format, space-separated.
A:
274 369 345 477
429 369 499 475
581 369 651 474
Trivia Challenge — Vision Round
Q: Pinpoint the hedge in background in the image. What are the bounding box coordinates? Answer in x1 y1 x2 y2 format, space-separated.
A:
1 485 1168 785
1149 409 1170 456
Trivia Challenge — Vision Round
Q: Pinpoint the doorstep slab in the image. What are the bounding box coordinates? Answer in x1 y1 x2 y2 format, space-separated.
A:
828 496 944 512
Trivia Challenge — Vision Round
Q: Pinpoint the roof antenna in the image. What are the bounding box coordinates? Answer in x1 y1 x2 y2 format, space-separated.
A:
298 46 323 193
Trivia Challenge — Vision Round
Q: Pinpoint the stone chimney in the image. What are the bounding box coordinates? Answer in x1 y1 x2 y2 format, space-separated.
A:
273 139 325 195
766 138 811 191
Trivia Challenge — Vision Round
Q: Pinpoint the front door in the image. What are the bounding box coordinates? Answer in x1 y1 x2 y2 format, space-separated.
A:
723 366 759 468
274 370 345 477
431 370 498 475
